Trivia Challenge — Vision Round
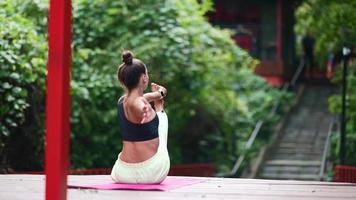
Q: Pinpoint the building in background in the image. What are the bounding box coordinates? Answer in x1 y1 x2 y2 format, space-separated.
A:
208 0 302 86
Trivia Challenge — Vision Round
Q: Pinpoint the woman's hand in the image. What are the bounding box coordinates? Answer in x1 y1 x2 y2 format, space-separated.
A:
151 83 165 112
151 83 167 98
143 83 167 103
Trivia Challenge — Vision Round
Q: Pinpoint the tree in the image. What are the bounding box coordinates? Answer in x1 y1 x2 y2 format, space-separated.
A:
295 0 356 66
0 0 47 171
296 0 356 165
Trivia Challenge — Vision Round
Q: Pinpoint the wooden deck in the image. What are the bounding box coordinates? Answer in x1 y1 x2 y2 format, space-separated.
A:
1 175 356 200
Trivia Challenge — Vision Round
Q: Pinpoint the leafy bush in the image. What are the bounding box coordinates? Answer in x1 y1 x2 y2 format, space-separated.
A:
329 61 356 166
70 0 286 171
330 132 356 166
0 0 47 171
295 0 356 66
1 0 288 173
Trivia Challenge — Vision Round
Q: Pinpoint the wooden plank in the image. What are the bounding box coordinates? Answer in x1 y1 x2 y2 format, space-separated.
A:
1 175 356 200
45 0 72 200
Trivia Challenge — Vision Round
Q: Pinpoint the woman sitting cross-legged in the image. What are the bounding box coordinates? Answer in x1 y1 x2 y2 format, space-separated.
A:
111 50 170 184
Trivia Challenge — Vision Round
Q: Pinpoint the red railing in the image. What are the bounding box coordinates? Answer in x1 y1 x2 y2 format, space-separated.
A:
334 165 356 183
169 164 215 177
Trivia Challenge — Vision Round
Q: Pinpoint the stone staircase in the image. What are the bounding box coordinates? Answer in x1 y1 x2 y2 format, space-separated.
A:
258 85 335 181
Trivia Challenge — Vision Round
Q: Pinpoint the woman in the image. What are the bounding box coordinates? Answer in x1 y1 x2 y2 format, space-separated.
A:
111 50 170 184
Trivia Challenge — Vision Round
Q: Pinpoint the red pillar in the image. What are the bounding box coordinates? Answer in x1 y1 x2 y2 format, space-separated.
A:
276 0 282 60
45 0 72 200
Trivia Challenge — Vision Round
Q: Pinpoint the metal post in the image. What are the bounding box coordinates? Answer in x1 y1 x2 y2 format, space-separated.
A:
276 0 282 60
340 47 350 165
232 131 237 158
45 0 72 200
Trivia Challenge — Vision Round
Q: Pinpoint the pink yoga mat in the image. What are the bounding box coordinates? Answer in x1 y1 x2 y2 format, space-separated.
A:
68 177 206 191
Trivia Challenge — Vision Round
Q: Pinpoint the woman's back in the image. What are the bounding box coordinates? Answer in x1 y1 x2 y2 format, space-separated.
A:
119 95 159 163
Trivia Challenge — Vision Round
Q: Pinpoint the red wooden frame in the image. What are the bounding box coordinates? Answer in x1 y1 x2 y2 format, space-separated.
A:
45 0 72 200
276 0 282 60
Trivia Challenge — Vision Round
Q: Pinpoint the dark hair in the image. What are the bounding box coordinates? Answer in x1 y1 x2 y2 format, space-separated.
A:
117 50 147 91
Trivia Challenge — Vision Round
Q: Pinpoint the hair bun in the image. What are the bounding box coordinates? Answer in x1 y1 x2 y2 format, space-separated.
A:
122 50 134 65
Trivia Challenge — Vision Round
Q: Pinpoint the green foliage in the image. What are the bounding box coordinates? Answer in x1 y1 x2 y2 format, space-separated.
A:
330 132 356 166
296 0 356 166
329 61 356 128
1 0 288 173
328 61 356 165
295 0 356 66
0 0 47 171
68 0 264 170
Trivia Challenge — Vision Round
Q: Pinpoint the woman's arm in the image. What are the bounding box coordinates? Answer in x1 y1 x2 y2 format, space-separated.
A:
132 97 156 124
143 91 162 102
143 83 167 102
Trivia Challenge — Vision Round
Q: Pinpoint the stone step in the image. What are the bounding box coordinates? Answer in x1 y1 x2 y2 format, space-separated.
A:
288 120 326 128
257 86 335 181
280 138 325 142
273 152 322 158
278 143 318 149
281 133 321 138
271 154 321 161
281 138 321 143
274 149 323 154
281 138 320 143
260 172 320 181
281 132 325 138
265 160 321 167
275 148 323 154
278 144 324 150
262 165 320 175
281 131 329 137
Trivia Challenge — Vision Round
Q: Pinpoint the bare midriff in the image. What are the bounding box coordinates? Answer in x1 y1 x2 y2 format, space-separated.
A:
120 138 159 163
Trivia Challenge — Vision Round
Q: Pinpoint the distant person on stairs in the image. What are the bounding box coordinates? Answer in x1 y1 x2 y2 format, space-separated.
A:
302 32 315 78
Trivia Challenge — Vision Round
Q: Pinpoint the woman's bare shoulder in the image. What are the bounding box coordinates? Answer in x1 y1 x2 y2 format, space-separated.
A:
130 96 147 111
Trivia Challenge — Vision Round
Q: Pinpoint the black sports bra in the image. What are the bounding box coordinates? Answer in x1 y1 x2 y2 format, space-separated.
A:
117 96 159 141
